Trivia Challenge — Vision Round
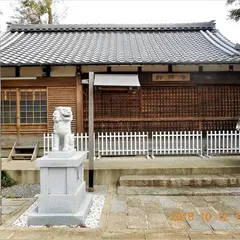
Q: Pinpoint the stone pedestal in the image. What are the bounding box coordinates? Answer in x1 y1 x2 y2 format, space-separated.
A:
27 151 92 226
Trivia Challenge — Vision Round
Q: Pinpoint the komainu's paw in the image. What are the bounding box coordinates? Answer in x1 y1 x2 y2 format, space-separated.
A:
62 147 68 152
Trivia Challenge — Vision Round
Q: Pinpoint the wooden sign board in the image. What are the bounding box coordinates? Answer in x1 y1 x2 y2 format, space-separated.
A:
152 73 190 82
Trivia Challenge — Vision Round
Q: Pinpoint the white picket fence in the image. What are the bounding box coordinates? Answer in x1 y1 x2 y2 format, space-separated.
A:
206 131 240 156
44 130 240 157
43 132 148 157
152 131 202 156
97 132 149 157
43 133 90 155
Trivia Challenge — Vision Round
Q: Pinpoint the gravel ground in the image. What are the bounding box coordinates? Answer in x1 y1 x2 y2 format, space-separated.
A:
4 184 107 228
11 194 106 228
2 184 40 198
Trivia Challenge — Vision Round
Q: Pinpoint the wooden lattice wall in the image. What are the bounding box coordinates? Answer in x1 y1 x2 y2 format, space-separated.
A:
83 84 240 132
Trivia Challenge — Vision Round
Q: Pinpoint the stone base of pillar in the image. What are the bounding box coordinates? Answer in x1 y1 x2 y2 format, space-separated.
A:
28 194 92 226
27 151 92 226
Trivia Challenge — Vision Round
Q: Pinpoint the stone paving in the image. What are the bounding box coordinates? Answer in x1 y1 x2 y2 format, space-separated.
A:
1 198 35 229
105 193 240 231
1 186 240 239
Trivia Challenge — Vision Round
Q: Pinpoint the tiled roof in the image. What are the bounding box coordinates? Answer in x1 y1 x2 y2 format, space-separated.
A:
1 21 240 66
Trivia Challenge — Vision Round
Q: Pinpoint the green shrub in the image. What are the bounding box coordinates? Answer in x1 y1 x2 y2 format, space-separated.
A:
1 171 16 188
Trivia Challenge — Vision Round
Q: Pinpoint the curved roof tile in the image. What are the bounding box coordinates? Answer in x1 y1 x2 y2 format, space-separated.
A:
0 21 240 66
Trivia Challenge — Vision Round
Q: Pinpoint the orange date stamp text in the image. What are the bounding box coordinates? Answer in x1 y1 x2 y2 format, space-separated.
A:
171 212 239 222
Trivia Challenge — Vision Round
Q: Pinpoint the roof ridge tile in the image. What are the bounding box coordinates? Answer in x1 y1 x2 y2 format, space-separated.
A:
8 21 216 33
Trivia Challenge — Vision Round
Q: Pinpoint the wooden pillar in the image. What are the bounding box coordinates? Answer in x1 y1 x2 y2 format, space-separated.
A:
88 72 94 191
16 88 20 139
76 74 83 133
198 85 203 131
0 64 2 225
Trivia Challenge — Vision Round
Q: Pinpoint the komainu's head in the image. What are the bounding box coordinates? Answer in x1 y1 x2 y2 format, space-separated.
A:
54 106 73 121
236 119 240 131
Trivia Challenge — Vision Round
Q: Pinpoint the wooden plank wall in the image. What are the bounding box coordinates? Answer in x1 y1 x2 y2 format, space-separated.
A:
47 87 77 133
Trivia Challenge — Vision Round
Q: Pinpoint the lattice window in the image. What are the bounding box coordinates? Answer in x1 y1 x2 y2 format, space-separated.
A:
20 89 47 124
1 89 17 124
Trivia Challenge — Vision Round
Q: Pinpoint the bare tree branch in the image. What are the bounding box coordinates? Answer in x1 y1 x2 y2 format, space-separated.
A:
11 0 67 24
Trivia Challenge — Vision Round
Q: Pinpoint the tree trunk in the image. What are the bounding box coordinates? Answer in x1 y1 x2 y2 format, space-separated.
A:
45 0 53 24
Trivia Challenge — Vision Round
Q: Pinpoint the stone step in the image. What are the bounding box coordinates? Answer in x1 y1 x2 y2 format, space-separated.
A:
15 146 35 149
119 174 240 188
11 153 33 160
117 186 240 196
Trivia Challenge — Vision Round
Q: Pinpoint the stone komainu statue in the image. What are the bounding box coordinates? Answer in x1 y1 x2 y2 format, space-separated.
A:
53 106 74 151
236 119 240 131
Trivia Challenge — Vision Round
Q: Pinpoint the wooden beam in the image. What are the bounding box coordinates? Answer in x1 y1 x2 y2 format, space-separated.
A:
168 64 172 73
76 74 83 133
15 67 20 77
2 77 76 87
84 117 239 122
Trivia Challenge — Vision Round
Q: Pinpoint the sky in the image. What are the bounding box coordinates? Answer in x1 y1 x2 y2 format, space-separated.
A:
0 0 239 43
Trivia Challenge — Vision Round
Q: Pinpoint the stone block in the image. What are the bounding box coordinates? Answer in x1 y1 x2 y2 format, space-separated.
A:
210 202 235 215
203 196 219 202
107 213 127 229
210 220 233 230
0 231 14 240
159 197 180 210
219 196 239 209
186 213 211 230
2 206 19 215
189 235 232 240
171 196 190 202
213 177 229 187
127 214 147 229
201 177 213 187
2 199 27 206
228 176 238 186
147 213 169 229
38 182 86 213
167 218 190 230
193 177 203 187
169 178 182 188
48 149 76 158
144 201 162 214
128 207 145 216
152 178 169 187
179 177 191 187
28 151 92 226
28 194 92 226
127 196 143 207
146 233 188 240
111 199 127 213
36 152 86 168
188 196 208 207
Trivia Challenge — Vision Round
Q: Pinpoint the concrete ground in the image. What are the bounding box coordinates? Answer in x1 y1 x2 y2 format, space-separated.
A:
1 185 240 239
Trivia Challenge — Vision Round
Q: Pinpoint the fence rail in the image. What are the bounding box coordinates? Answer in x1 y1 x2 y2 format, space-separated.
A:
44 130 240 157
206 130 240 156
152 131 202 156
